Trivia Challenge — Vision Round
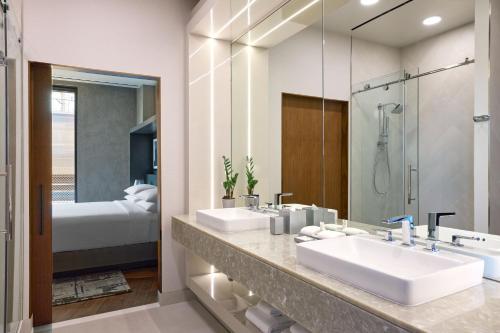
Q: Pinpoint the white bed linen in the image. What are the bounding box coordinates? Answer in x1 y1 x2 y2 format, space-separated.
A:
52 200 158 252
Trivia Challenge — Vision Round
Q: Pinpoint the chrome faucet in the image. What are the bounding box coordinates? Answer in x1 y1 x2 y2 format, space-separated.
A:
427 212 455 240
383 215 415 246
273 192 293 209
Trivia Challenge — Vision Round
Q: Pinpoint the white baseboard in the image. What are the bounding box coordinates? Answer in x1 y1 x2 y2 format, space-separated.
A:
16 317 33 333
34 303 160 332
158 288 195 306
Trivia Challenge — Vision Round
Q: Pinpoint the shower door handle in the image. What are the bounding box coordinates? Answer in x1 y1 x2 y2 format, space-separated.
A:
0 165 12 240
407 164 417 205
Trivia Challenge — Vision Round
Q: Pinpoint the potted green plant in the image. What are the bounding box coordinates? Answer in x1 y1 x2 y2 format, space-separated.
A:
244 156 259 208
222 155 238 208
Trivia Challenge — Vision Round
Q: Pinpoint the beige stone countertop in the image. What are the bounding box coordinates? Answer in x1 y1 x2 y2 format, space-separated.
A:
173 214 500 333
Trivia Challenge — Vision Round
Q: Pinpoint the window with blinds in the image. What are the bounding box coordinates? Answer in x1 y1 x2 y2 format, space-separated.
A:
52 88 76 202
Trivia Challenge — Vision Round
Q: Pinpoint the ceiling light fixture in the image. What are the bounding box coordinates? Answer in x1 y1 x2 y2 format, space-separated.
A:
360 0 379 6
422 16 442 26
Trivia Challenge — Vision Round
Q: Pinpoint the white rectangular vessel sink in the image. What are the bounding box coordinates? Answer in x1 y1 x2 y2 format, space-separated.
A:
394 225 500 281
297 236 483 306
196 208 270 232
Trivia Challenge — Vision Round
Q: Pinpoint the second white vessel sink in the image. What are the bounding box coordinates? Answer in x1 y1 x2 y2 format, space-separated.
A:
196 208 270 232
393 225 500 281
297 235 484 305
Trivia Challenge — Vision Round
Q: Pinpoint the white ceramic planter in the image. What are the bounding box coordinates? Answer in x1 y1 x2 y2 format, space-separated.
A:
222 198 236 208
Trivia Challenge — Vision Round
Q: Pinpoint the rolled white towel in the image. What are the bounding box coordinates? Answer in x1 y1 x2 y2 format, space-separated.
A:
245 307 294 333
324 224 343 231
290 323 311 333
316 230 346 239
299 226 321 237
256 301 283 317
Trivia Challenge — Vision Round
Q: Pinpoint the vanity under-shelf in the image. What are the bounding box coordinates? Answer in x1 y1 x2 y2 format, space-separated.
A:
172 214 500 333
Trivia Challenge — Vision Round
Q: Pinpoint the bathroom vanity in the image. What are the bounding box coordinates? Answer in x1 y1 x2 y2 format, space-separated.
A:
172 215 500 333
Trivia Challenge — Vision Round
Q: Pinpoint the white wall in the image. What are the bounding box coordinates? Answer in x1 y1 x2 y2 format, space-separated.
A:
188 34 231 212
231 43 270 204
402 23 475 230
231 26 351 205
231 25 399 210
267 26 326 203
22 0 198 308
491 0 500 235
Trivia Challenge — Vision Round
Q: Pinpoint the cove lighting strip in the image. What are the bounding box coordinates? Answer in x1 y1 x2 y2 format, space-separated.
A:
247 0 252 157
214 0 258 37
210 9 216 209
189 0 257 59
251 0 320 45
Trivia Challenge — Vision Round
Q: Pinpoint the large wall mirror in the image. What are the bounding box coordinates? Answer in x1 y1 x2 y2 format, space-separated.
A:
232 0 491 233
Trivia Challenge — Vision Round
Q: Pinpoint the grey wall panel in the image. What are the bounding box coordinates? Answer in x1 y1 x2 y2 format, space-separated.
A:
143 85 156 120
491 1 500 235
54 80 137 202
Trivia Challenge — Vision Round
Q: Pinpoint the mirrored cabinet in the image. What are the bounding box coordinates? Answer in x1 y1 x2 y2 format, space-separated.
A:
230 0 492 234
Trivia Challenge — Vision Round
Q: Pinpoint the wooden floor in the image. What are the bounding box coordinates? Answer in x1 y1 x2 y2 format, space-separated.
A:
52 267 158 323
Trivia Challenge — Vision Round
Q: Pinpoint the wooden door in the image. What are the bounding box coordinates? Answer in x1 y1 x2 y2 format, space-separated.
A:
282 93 323 206
281 93 348 217
324 99 348 219
29 62 53 326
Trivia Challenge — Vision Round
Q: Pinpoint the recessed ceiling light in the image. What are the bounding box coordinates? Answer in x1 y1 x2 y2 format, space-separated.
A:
360 0 379 6
422 16 442 26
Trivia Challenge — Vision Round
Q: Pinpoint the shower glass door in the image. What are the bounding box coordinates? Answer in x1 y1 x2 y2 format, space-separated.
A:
350 70 412 226
0 5 7 333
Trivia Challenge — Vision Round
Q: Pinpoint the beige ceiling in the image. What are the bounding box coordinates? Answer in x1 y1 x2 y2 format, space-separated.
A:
326 0 475 47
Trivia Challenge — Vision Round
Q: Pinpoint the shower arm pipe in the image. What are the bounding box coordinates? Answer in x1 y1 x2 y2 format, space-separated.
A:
352 58 475 95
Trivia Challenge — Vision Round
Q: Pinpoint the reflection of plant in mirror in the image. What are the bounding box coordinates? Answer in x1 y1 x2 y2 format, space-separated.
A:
222 156 238 199
245 156 258 195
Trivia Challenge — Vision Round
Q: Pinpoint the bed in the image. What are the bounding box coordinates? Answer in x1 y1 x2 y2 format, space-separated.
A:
52 199 159 273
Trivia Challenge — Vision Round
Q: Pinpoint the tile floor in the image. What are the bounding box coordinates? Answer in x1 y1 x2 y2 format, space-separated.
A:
36 301 227 333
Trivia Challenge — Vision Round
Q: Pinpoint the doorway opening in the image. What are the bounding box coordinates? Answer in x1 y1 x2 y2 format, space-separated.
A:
281 93 349 218
29 62 162 325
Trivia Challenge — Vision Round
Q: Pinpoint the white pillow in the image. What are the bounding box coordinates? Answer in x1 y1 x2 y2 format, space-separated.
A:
136 188 157 203
136 200 157 213
124 184 155 195
124 194 140 203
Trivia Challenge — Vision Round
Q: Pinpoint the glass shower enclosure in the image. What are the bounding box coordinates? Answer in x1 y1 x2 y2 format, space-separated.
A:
350 70 419 226
1 2 23 332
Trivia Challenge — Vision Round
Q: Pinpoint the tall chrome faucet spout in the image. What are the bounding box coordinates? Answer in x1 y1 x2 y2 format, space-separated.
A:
383 215 415 246
273 192 293 209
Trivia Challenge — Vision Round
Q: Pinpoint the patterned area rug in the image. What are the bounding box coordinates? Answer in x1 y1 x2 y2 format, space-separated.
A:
53 271 131 306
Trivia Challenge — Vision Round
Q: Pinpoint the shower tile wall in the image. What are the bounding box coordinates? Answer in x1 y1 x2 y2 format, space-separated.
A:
350 39 403 225
402 23 475 230
351 23 475 229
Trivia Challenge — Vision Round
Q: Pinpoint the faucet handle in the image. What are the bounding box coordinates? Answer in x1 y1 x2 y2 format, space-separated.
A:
375 229 393 242
425 238 440 252
451 234 485 247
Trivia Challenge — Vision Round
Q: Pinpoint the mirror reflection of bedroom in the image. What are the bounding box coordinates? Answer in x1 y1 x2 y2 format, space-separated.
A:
49 66 160 322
